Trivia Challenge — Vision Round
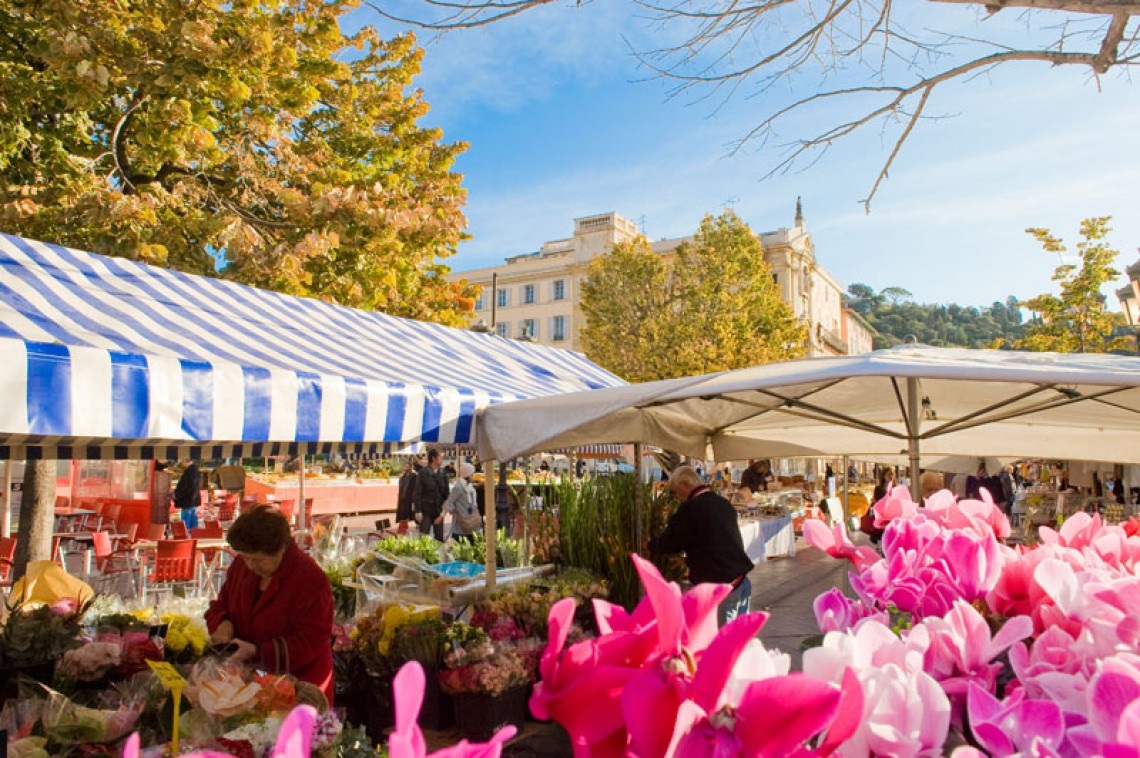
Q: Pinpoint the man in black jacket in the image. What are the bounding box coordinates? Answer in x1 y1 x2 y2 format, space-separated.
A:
173 458 201 530
395 457 421 534
413 447 449 541
652 464 755 625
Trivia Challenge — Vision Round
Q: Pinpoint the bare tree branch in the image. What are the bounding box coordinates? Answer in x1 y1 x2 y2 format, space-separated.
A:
928 0 1139 15
370 0 1138 203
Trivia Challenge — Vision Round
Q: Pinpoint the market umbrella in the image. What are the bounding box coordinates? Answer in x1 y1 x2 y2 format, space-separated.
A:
476 345 1140 499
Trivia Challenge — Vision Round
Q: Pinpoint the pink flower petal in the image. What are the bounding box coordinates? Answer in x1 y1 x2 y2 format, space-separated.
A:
687 612 769 713
734 674 841 756
269 705 316 758
390 662 428 758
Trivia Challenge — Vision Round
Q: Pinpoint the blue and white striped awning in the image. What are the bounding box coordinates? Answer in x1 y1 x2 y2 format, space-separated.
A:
0 234 624 459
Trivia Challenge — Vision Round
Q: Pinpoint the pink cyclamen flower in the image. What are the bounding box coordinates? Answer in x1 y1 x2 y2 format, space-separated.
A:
802 519 880 573
918 600 1033 725
966 681 1065 756
872 485 918 529
390 661 516 758
813 587 888 634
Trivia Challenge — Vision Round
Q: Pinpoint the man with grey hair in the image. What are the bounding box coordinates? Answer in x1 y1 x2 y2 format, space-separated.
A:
651 464 755 625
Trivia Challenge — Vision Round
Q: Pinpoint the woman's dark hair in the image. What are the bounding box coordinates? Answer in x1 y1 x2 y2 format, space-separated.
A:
226 505 292 554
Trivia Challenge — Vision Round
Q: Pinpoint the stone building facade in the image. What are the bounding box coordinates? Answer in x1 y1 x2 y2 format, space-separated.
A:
447 205 875 357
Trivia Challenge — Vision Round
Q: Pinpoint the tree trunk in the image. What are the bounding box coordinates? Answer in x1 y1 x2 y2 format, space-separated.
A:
13 459 56 582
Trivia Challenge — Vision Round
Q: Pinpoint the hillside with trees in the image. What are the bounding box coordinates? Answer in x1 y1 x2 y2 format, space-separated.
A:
846 284 1026 349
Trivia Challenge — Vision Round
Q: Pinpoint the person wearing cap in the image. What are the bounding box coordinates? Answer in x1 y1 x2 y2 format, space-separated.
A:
443 462 482 543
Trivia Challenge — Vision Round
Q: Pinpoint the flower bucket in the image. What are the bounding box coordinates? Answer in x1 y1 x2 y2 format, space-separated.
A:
453 685 528 742
417 665 454 731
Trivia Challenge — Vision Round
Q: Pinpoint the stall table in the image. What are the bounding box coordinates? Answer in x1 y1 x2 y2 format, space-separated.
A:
739 515 796 563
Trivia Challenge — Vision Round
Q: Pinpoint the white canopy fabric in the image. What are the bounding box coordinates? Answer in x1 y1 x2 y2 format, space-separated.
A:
0 233 623 459
476 345 1140 466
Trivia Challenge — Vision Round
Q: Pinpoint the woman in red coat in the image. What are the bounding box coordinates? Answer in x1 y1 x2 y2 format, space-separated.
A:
205 506 334 701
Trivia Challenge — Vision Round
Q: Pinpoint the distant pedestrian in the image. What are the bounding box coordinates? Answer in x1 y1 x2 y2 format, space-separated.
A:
413 448 449 541
173 458 201 530
396 457 419 534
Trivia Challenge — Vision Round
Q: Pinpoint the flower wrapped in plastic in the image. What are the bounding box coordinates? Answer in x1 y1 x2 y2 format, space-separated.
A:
40 683 142 746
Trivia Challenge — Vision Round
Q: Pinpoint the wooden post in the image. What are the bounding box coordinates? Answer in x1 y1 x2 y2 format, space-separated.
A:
485 461 497 589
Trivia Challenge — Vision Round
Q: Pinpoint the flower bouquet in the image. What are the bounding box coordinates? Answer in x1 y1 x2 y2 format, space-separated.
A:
439 640 534 743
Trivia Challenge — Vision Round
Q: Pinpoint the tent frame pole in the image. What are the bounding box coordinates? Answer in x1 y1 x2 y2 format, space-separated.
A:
2 460 10 538
485 461 497 590
298 452 306 529
908 378 922 501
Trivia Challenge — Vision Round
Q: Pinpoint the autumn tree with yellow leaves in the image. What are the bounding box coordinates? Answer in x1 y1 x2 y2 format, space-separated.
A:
581 211 806 382
0 0 477 324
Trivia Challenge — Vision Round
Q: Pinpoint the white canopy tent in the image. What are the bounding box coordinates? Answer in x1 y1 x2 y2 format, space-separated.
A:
476 345 1140 499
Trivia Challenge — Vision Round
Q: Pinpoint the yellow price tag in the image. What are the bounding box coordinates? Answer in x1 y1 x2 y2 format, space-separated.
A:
147 660 187 690
147 660 185 753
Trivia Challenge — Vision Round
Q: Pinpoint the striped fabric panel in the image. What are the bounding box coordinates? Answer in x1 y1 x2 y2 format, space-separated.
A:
0 234 624 458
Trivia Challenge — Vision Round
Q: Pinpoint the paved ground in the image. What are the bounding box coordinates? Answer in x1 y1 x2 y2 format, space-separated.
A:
430 535 857 755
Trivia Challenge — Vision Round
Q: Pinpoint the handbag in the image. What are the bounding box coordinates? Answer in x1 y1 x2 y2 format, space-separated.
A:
455 483 483 533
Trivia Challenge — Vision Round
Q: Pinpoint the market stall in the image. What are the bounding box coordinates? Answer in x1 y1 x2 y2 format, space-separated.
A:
477 345 1140 496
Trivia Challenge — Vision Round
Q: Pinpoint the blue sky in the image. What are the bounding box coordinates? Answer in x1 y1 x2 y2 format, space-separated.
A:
354 2 1140 310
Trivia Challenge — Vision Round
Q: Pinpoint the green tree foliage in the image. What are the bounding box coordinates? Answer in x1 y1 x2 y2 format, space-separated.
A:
1015 217 1129 354
0 0 477 325
848 285 1025 349
581 211 806 381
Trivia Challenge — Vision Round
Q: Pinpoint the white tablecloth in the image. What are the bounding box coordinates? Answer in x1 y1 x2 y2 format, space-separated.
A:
739 515 796 563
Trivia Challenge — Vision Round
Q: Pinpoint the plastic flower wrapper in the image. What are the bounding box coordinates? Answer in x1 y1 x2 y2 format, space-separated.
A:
40 680 142 745
188 657 263 719
7 736 49 758
0 692 45 741
59 641 122 682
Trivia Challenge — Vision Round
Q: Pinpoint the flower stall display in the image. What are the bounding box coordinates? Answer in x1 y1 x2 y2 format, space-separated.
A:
799 486 1140 757
0 597 89 684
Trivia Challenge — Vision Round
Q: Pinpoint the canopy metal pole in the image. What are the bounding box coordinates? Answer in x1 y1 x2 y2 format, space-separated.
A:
908 378 922 501
841 455 849 530
2 460 10 538
633 443 643 552
298 452 306 529
485 461 497 589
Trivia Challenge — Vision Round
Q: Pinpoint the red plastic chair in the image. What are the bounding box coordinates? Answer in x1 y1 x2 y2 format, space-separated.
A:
0 536 16 587
276 499 296 522
145 523 168 541
144 539 198 601
91 530 139 596
170 521 190 540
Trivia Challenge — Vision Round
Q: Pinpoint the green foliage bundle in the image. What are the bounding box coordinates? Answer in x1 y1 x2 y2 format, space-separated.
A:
372 534 441 565
0 599 89 668
446 529 521 568
0 0 477 323
548 476 675 610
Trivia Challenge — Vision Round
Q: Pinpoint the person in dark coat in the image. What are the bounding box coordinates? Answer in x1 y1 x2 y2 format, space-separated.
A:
413 447 450 541
396 457 419 534
651 464 755 626
173 459 201 530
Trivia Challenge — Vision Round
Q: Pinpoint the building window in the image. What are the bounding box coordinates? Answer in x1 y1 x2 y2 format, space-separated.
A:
523 284 536 304
521 319 537 339
552 279 565 301
474 294 484 311
552 315 566 341
495 322 509 338
497 288 509 308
